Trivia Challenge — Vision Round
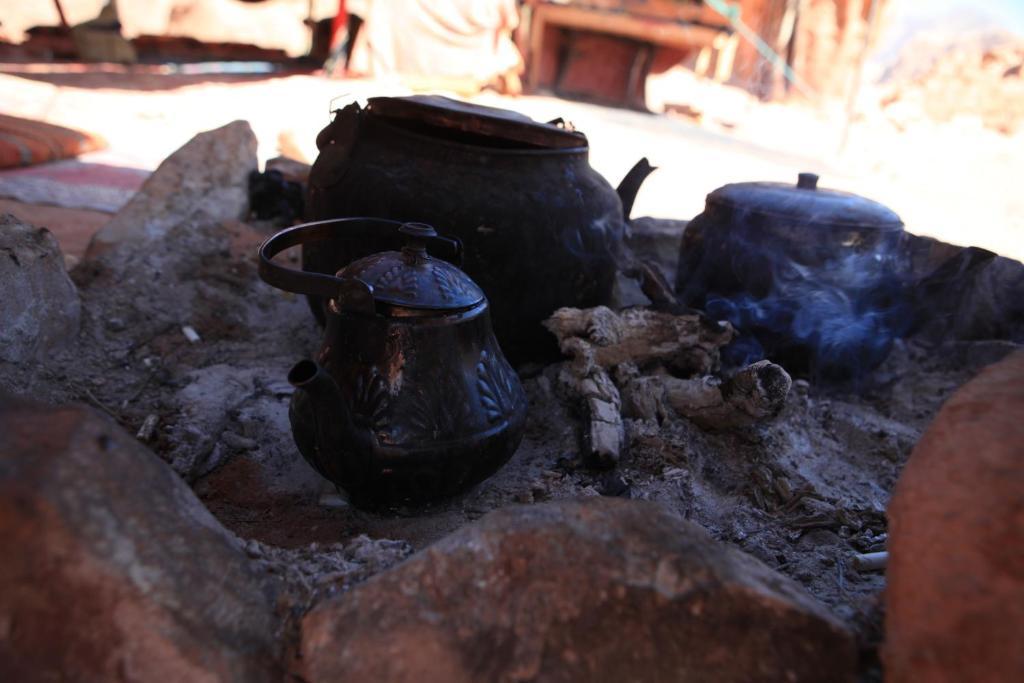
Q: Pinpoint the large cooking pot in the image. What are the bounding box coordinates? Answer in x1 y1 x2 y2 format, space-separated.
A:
675 173 908 380
305 95 653 363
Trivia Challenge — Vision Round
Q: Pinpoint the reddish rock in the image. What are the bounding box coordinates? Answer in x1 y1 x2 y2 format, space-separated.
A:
885 350 1024 682
0 396 282 682
299 498 855 683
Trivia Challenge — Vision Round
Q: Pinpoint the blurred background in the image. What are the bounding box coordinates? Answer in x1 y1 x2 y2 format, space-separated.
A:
1 0 1021 260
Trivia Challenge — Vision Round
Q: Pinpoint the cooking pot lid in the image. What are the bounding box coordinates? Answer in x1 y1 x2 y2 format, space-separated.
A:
365 95 588 150
341 222 485 311
707 173 903 229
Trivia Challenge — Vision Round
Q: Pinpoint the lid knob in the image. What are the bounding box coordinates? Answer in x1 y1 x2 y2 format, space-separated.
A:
400 222 437 265
399 222 438 239
797 173 819 190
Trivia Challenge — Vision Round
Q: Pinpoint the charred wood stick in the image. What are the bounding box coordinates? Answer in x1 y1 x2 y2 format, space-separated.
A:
555 358 623 468
852 551 888 572
82 387 118 420
619 255 682 313
181 325 201 344
136 413 159 442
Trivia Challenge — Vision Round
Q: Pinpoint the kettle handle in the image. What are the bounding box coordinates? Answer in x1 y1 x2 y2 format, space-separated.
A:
258 218 464 299
259 218 353 299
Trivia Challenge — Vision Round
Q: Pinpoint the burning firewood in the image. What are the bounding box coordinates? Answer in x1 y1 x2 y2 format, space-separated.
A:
544 306 792 466
553 360 623 468
624 360 793 431
543 306 734 376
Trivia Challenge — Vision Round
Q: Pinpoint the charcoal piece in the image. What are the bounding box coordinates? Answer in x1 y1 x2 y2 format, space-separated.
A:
249 169 304 222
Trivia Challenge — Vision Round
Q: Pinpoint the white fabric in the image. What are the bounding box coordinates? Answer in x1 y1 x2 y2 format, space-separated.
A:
348 0 522 86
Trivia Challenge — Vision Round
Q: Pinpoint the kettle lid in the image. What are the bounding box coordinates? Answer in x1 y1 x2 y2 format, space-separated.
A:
365 95 588 150
707 173 903 230
341 223 485 311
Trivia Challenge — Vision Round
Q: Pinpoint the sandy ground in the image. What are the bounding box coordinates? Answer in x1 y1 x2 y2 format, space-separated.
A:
1 64 1022 261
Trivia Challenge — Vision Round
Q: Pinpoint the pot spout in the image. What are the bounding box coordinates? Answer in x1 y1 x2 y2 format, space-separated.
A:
288 359 351 454
616 157 656 221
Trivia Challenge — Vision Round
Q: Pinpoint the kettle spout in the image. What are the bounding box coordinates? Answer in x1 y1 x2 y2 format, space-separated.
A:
288 359 350 453
616 157 657 221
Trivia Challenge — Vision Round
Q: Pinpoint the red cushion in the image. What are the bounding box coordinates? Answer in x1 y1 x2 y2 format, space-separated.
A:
0 114 105 169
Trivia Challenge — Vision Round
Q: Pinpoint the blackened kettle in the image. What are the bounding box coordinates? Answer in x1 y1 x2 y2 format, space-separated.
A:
675 173 907 380
304 95 654 363
259 218 527 509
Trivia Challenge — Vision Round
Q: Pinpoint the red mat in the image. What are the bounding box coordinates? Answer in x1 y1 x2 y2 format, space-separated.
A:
0 160 148 213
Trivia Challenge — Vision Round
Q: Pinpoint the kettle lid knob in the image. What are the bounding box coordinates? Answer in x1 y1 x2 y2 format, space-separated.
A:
797 172 819 190
399 222 438 240
399 222 437 265
338 221 483 310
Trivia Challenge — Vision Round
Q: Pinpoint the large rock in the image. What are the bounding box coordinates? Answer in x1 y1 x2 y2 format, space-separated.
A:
0 214 80 363
908 240 1024 343
299 498 855 682
885 350 1024 682
0 395 283 682
86 120 256 258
